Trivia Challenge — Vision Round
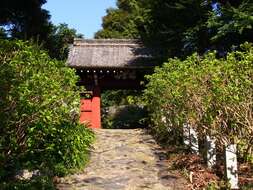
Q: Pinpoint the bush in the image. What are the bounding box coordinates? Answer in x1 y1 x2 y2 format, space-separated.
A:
143 43 253 160
0 40 94 181
2 176 55 190
101 90 146 129
102 105 148 129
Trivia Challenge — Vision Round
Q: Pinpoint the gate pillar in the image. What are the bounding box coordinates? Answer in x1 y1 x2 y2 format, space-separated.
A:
80 86 101 128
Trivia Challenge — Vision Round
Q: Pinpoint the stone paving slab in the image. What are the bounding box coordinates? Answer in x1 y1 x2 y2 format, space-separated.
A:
56 129 188 190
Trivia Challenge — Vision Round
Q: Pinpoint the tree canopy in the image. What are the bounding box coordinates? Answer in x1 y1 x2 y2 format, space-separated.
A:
97 0 253 58
46 23 84 60
95 0 150 39
0 0 83 60
0 0 51 40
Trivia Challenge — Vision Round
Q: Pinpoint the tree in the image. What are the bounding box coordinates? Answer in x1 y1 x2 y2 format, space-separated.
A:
0 0 52 41
0 1 84 60
0 28 7 39
0 0 84 60
140 0 253 57
140 0 214 58
207 0 253 53
46 23 84 60
97 0 253 58
96 0 213 57
95 0 150 39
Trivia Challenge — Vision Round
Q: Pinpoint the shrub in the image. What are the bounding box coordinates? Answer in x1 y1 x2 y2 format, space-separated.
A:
102 105 148 129
0 40 94 180
143 43 253 160
2 176 55 190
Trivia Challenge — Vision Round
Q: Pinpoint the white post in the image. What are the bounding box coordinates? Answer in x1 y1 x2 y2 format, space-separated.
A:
225 144 239 189
183 123 190 146
206 135 216 168
189 126 198 154
183 123 199 154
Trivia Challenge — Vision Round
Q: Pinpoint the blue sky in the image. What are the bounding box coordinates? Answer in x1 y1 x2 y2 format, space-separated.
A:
43 0 116 39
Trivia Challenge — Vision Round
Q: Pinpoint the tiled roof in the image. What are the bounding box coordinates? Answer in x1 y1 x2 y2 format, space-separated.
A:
67 39 157 69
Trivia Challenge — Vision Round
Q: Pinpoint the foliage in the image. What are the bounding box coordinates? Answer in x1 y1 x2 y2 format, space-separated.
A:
143 43 253 159
2 176 55 190
101 90 141 107
0 0 83 60
0 40 94 182
46 23 84 60
102 105 148 129
0 0 51 41
141 0 214 57
96 0 214 57
207 0 253 53
97 0 252 59
101 90 145 129
141 0 252 57
95 0 150 39
0 28 7 39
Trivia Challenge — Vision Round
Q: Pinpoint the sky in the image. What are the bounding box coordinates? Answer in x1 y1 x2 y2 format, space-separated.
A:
43 0 116 39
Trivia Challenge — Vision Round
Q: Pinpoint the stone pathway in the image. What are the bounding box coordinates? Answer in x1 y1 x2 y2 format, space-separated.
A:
56 129 188 190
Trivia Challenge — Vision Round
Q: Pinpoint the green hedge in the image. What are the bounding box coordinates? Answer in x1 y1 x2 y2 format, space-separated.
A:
143 43 253 161
0 40 94 181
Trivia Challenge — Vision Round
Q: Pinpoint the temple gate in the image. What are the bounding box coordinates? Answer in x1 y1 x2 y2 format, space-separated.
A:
67 39 157 128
